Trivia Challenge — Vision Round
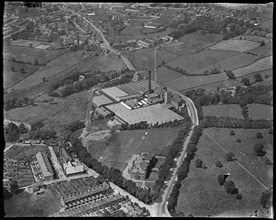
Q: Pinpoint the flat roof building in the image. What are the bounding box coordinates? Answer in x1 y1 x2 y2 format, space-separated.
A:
36 152 54 181
102 87 128 102
92 95 114 108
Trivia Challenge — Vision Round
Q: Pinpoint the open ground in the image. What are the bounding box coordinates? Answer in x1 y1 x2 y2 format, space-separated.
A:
202 104 244 119
247 104 273 120
92 127 181 171
208 39 260 52
247 42 272 58
176 127 273 216
4 144 48 159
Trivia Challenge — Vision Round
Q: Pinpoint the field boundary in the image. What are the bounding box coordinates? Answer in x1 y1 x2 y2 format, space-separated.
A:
203 130 269 190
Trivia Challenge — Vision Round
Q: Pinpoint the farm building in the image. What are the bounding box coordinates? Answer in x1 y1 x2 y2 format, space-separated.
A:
94 107 113 119
129 153 155 180
36 152 54 181
137 40 150 48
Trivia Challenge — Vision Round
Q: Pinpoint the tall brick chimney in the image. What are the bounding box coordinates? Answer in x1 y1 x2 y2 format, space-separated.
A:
148 70 151 93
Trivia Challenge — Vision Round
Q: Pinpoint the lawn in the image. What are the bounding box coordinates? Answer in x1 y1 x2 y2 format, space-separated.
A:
164 72 228 92
233 56 272 77
166 50 240 74
5 145 48 159
176 127 273 216
4 61 38 89
208 39 260 52
247 42 272 58
4 190 62 217
10 51 85 90
190 52 258 75
247 104 273 120
202 104 244 119
95 127 181 171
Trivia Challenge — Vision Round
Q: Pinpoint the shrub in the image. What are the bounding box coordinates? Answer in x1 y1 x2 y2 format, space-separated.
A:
195 158 203 168
224 180 238 194
230 130 235 136
256 132 263 138
254 143 266 157
20 68 25 73
236 138 242 142
236 193 243 200
260 41 265 46
225 152 235 161
268 128 273 134
218 174 225 185
265 158 273 165
215 161 223 168
260 190 272 208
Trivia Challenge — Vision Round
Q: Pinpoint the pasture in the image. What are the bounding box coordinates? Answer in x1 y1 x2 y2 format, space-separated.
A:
232 35 271 43
164 72 228 92
4 190 62 217
96 127 181 171
247 104 273 120
4 61 38 89
248 42 272 57
202 104 244 119
190 52 258 75
166 50 240 74
5 145 48 159
177 127 273 216
261 19 273 31
200 79 244 93
208 39 260 52
233 56 272 77
166 31 223 55
10 51 84 90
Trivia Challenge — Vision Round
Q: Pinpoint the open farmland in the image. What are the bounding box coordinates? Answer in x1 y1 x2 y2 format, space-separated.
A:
190 52 258 75
248 42 272 57
10 51 85 90
164 72 228 92
4 61 38 89
242 69 272 87
208 39 260 52
120 25 144 37
232 35 271 44
200 79 244 93
94 128 181 171
166 50 240 73
261 19 273 31
176 127 273 217
233 56 272 77
4 190 62 217
247 104 273 120
166 31 223 55
202 104 244 119
4 45 66 65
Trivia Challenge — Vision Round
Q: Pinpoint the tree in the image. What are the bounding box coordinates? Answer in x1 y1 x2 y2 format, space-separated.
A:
215 161 223 168
10 181 20 195
254 73 263 82
218 174 226 185
260 190 272 208
225 152 235 161
254 143 266 157
224 180 238 194
226 70 236 79
230 130 235 136
256 132 263 138
19 124 28 134
236 193 243 200
268 128 273 135
195 158 203 168
34 59 39 66
20 68 25 73
241 78 250 86
11 66 15 72
3 186 12 200
260 41 265 46
236 138 242 142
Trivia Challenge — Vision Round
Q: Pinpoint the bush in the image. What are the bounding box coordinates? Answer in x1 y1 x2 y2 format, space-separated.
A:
260 190 272 208
260 41 265 46
20 68 25 73
225 152 235 161
265 158 273 165
230 130 235 136
11 66 15 72
236 193 243 200
236 138 242 142
256 132 263 138
195 158 203 168
254 143 266 157
218 174 225 185
268 128 273 134
215 161 223 168
224 180 238 194
226 70 236 79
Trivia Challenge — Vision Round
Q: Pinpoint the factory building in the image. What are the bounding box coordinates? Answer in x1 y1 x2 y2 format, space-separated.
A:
36 152 54 181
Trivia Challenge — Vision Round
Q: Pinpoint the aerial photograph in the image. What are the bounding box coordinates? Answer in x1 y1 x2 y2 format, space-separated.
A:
3 2 273 218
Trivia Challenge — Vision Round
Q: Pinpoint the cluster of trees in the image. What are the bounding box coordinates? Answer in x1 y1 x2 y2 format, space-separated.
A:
64 120 85 133
201 116 272 129
260 190 272 209
4 97 34 111
254 144 266 157
215 160 223 168
217 176 242 199
3 181 21 200
164 65 221 77
4 122 28 142
167 126 203 216
226 70 236 79
28 129 57 140
100 72 134 89
168 24 197 39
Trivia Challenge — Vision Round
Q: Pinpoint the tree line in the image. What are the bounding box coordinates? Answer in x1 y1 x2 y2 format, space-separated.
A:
4 97 34 111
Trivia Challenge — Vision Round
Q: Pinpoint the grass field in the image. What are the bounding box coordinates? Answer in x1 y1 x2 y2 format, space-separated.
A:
200 79 244 93
233 56 272 77
247 104 273 120
166 31 223 55
208 39 260 52
150 66 184 83
241 68 272 87
4 61 38 89
4 145 48 159
120 25 144 37
202 104 244 119
166 50 240 74
4 190 62 217
4 45 66 65
10 51 84 90
164 72 228 92
261 19 273 31
247 42 272 57
176 127 273 216
232 35 271 44
190 52 258 75
95 127 181 171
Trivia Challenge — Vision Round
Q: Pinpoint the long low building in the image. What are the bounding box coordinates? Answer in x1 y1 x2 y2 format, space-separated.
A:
36 152 54 181
106 103 183 125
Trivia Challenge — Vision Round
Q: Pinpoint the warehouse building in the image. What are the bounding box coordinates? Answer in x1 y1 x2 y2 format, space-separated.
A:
92 95 114 108
36 152 54 181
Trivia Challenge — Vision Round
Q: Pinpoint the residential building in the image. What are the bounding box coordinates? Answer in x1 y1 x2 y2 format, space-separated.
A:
129 153 155 180
36 152 54 181
137 40 150 48
63 160 84 176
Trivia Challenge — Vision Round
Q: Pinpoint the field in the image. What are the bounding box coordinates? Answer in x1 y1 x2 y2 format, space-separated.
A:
4 190 62 217
10 51 84 91
190 52 258 75
208 39 260 52
166 50 240 73
247 104 273 120
248 42 272 57
232 35 271 44
164 72 228 92
261 19 273 31
166 31 223 55
200 79 244 93
94 128 181 171
233 56 272 77
120 25 144 37
176 127 273 216
4 61 38 89
241 69 272 87
125 47 177 71
4 145 48 159
202 104 244 119
82 55 127 72
3 45 66 65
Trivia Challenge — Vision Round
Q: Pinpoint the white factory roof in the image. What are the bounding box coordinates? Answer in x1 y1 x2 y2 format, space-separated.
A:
102 86 128 101
106 103 183 125
36 152 54 178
